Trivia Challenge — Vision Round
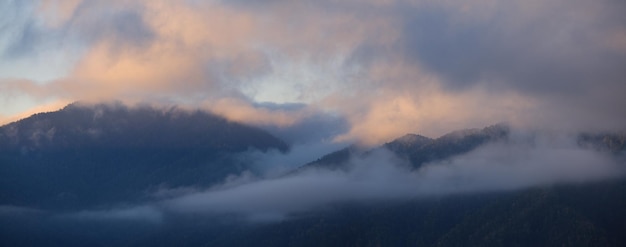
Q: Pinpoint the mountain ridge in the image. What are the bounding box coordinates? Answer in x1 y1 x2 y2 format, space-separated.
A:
0 102 288 152
1 104 626 246
0 102 289 210
300 124 511 172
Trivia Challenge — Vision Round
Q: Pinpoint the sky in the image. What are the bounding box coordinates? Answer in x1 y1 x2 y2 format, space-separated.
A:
1 0 626 145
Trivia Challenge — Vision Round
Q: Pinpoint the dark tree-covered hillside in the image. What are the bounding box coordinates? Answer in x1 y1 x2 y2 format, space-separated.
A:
0 103 288 210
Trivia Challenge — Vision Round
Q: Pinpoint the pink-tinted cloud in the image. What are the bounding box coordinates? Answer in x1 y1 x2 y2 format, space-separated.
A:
1 0 625 144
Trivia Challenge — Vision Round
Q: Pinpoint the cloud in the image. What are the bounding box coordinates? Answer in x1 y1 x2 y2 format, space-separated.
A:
61 206 163 224
19 127 623 224
154 131 624 221
241 140 350 177
2 1 625 234
418 135 625 193
0 205 45 216
1 0 626 145
36 0 82 29
202 98 309 128
328 80 535 145
398 0 626 131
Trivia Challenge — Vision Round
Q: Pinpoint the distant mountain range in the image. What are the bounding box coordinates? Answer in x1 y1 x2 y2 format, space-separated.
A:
1 102 625 246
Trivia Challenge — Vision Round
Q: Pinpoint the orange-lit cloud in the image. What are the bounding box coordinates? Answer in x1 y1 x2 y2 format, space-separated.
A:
201 98 309 127
330 84 535 145
1 0 625 145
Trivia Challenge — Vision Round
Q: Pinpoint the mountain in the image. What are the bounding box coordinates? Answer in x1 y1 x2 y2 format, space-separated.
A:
384 133 434 155
387 123 509 169
2 106 626 247
0 102 288 210
0 102 288 152
302 124 509 171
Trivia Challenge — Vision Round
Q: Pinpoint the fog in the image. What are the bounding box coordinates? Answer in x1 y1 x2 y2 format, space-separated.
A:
165 140 622 221
241 140 350 177
61 206 163 224
58 131 624 223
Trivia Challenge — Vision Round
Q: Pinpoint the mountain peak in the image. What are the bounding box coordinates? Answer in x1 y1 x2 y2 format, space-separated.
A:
385 134 434 155
394 133 433 145
436 123 509 142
